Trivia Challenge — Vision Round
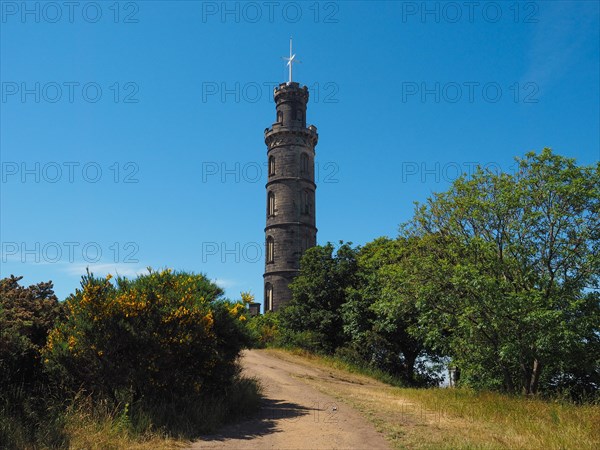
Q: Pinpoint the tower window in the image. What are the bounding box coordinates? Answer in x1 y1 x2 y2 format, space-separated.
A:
277 111 283 123
268 191 275 216
297 110 303 122
269 156 275 176
302 190 312 215
266 236 274 263
265 283 273 312
301 153 309 176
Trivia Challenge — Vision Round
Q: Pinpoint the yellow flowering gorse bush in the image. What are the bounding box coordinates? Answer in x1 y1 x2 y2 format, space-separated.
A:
43 269 252 400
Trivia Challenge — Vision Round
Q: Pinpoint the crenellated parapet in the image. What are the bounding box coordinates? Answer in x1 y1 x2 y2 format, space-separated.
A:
274 82 309 103
264 126 318 150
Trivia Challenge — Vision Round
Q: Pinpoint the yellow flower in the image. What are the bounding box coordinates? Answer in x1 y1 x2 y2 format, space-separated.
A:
203 311 214 329
240 291 254 304
228 303 245 316
68 335 77 351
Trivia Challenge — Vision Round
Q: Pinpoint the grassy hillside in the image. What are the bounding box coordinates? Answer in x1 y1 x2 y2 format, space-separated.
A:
268 348 600 449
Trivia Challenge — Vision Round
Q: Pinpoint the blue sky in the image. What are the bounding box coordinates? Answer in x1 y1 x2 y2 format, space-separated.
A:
1 1 599 304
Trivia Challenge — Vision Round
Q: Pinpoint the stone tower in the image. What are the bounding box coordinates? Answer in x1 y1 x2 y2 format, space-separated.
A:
263 81 318 312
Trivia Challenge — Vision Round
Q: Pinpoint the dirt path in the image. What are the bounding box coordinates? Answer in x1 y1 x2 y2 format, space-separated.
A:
190 349 391 449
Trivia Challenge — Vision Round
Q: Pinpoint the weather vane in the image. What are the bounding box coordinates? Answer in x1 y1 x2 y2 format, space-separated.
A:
283 37 300 84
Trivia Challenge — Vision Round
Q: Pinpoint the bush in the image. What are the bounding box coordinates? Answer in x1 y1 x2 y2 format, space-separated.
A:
247 312 281 348
43 269 253 424
0 276 67 449
0 276 64 386
1 272 261 445
278 330 329 353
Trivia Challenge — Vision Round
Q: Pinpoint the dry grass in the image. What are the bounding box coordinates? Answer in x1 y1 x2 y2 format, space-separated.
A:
62 376 261 449
2 376 261 449
267 348 600 450
63 402 188 450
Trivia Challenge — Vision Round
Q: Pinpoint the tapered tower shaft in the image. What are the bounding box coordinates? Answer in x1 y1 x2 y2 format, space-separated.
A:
263 82 318 312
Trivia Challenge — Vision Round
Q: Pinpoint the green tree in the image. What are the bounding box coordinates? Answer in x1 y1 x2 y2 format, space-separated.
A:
279 242 358 353
0 275 64 385
342 237 439 385
0 276 66 448
406 149 600 396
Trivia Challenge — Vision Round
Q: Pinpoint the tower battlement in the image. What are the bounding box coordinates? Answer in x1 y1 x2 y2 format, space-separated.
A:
264 125 318 148
274 82 309 101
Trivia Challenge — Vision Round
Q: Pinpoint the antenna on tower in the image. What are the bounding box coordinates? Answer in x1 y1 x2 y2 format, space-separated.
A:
282 37 300 84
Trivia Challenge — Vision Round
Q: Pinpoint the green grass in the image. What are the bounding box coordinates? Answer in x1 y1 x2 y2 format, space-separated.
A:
269 348 600 449
273 345 408 386
387 387 600 449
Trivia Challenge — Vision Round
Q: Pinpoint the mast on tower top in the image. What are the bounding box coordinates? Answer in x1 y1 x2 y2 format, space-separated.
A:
283 37 299 83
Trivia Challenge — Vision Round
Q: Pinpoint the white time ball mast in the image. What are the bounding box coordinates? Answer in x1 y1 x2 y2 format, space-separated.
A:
283 37 300 84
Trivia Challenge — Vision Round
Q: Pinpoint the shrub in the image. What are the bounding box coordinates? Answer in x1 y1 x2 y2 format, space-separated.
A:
247 312 281 348
0 276 64 385
44 269 252 405
279 329 328 353
0 276 66 448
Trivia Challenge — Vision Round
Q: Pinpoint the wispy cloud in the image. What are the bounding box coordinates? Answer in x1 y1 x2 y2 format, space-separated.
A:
61 263 148 278
522 1 599 93
212 278 238 290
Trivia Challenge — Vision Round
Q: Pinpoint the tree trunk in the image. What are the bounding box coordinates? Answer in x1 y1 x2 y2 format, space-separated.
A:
529 358 542 395
520 355 533 395
449 366 460 387
403 351 418 385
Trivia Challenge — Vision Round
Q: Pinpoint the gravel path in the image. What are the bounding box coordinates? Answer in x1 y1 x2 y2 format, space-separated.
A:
190 349 391 450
